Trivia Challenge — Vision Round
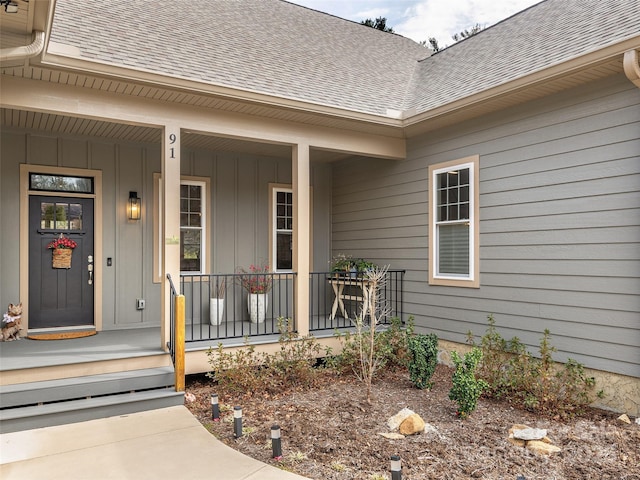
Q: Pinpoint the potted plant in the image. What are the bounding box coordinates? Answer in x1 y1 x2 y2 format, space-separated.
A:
47 234 78 269
209 278 226 326
331 254 377 278
237 264 272 323
331 253 354 277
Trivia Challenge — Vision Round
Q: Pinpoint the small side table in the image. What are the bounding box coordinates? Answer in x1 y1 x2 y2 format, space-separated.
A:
328 276 374 320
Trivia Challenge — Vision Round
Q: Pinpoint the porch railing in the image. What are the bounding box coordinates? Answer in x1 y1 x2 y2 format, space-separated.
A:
167 273 178 363
309 269 405 332
178 269 405 342
180 272 296 343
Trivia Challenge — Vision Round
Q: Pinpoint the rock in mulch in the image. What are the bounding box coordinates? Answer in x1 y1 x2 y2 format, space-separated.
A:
387 407 414 430
617 414 631 424
400 413 426 435
512 427 547 441
508 424 561 455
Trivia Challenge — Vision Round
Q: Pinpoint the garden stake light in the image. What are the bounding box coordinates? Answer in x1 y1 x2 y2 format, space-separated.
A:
271 425 282 460
391 455 402 480
234 406 243 438
211 393 220 421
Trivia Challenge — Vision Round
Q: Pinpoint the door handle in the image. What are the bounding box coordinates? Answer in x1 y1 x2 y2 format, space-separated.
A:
88 260 94 285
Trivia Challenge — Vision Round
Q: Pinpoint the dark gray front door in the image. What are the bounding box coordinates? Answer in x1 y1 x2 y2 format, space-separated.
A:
29 196 94 329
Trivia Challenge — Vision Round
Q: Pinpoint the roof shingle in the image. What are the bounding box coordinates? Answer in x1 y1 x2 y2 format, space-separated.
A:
49 0 640 117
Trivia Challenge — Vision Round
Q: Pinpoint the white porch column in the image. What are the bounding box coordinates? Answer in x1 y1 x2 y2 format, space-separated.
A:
161 125 181 351
293 143 311 336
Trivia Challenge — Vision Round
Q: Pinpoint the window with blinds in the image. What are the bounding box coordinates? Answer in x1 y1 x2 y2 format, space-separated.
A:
429 156 479 287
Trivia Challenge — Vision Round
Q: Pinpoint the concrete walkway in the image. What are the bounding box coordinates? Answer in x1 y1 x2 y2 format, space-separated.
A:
0 406 310 480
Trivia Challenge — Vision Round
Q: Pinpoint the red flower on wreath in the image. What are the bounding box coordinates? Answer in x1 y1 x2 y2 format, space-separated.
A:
47 236 77 250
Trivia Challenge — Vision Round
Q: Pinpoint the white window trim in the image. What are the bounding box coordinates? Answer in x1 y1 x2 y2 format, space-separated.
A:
180 178 207 275
271 185 293 273
153 174 211 281
268 183 314 274
428 155 480 288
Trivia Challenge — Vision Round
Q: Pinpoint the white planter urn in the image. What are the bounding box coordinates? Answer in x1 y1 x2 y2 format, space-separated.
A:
209 298 225 325
247 293 268 323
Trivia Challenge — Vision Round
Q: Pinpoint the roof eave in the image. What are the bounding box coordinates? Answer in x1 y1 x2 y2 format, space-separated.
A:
38 47 405 129
403 34 640 134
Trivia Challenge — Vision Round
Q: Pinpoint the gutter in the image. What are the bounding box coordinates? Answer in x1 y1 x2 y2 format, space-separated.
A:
0 30 46 62
623 49 640 89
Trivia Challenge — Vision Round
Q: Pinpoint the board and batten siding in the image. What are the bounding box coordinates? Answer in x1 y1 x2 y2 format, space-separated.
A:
332 74 640 378
1 129 332 330
0 131 164 330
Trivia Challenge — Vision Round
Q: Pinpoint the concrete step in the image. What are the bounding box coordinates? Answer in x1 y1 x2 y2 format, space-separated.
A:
0 389 185 434
0 366 175 408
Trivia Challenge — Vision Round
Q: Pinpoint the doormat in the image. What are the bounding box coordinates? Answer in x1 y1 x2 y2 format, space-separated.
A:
27 331 97 341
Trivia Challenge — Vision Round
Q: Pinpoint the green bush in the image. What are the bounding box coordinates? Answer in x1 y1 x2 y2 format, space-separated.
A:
448 348 488 418
469 315 599 418
407 333 438 389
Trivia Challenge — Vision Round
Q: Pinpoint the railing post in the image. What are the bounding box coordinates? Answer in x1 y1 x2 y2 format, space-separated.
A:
175 294 186 392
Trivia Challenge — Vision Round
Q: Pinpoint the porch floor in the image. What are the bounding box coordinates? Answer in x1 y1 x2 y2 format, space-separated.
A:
0 328 162 372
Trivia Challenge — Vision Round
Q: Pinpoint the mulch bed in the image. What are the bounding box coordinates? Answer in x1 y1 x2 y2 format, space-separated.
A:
186 364 640 480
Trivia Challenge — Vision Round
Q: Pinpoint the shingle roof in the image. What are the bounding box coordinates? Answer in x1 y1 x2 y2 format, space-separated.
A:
49 0 639 118
49 0 428 116
406 0 640 113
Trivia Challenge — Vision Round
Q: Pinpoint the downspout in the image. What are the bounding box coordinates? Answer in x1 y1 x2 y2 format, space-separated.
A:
0 30 45 62
623 49 640 89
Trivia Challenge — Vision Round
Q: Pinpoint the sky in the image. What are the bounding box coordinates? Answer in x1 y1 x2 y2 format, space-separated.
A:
288 0 541 47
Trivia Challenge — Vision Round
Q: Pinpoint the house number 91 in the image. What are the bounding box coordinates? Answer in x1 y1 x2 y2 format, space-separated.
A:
168 133 177 159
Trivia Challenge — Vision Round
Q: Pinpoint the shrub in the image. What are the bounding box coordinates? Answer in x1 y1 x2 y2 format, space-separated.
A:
333 316 413 375
263 318 322 390
376 316 414 368
407 333 438 389
206 339 265 395
207 318 322 395
448 348 488 418
469 315 599 418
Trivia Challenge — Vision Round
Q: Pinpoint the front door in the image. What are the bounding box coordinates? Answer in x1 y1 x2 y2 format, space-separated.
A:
29 196 94 329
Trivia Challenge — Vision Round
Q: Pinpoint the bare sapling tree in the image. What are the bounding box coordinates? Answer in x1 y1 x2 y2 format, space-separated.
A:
354 264 391 404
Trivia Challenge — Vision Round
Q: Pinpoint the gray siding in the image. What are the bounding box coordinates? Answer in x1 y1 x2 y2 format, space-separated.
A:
0 133 163 329
332 74 640 377
0 132 331 330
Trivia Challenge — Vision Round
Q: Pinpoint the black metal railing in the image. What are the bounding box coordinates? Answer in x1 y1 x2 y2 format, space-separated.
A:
180 272 296 342
167 273 178 364
309 269 405 332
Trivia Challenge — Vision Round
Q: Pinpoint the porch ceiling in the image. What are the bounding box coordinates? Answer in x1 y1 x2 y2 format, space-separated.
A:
0 107 351 162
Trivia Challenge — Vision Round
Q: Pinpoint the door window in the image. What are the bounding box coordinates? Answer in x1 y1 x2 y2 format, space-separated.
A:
40 202 83 230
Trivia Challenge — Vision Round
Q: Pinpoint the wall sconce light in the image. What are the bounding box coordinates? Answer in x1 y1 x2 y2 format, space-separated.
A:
128 191 141 220
0 1 19 13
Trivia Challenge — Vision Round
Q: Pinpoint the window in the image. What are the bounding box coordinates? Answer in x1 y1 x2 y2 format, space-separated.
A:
40 201 83 230
30 173 93 194
429 155 479 287
272 187 293 272
154 174 211 281
180 180 206 273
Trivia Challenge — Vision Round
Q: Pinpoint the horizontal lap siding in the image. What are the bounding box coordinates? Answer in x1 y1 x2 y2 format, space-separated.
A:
332 74 640 377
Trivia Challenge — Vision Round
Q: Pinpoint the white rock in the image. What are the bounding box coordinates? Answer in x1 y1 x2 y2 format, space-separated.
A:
423 423 439 436
387 407 414 431
379 432 405 440
635 417 640 426
512 427 548 441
